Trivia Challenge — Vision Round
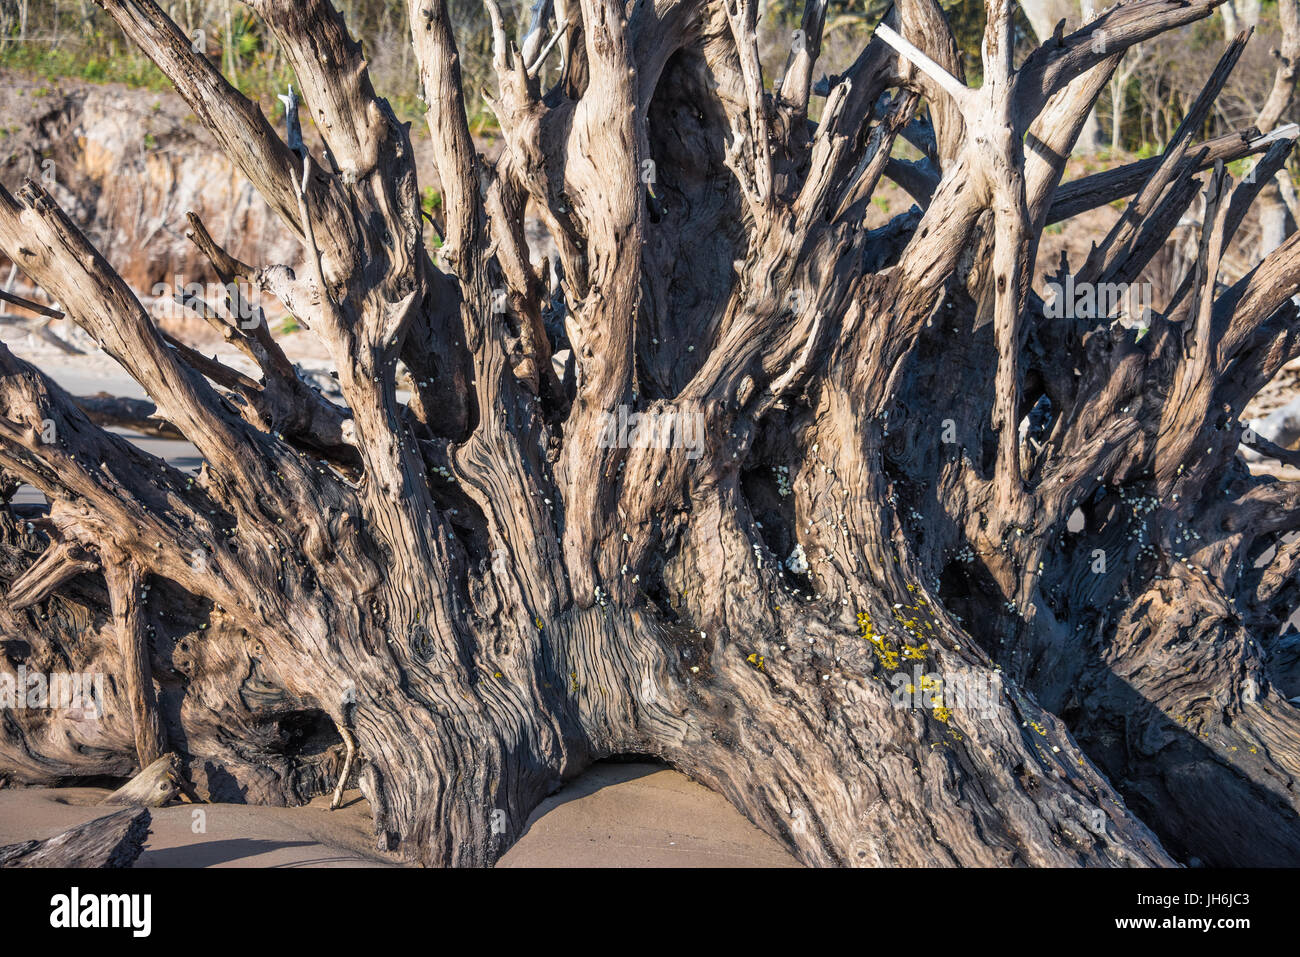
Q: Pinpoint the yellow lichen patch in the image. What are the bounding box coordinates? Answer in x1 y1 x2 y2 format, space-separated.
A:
902 642 929 660
535 616 544 630
932 706 952 723
746 652 766 671
856 609 902 670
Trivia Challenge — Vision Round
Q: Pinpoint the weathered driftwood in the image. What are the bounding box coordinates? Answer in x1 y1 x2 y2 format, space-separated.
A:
0 809 150 868
102 753 199 807
1243 393 1300 461
0 0 1298 868
70 393 182 440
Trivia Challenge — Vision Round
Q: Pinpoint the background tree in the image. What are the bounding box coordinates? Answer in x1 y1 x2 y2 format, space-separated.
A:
1020 0 1106 151
1 0 1299 867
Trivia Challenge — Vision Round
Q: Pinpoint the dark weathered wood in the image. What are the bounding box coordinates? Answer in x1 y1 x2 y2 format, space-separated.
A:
0 0 1296 869
0 286 63 319
1047 129 1275 224
0 809 150 868
69 394 182 439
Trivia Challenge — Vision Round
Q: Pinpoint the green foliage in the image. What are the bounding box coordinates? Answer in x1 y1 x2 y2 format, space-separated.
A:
0 42 171 91
1226 157 1252 179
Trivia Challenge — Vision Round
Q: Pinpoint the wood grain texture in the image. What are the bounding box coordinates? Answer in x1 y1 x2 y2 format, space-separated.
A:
0 0 1295 867
0 809 150 868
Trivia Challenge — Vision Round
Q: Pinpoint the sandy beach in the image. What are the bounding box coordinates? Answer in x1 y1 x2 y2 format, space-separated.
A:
0 762 799 868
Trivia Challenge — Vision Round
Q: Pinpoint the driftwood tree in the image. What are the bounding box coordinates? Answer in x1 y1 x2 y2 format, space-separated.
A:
1 0 1300 867
0 808 151 868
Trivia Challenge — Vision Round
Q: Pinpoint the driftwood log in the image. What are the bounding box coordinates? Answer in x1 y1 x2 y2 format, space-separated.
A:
0 0 1299 867
70 394 184 440
102 752 201 807
0 808 150 868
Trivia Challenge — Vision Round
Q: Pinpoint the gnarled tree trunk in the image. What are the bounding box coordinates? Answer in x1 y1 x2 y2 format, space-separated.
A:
0 0 1299 867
